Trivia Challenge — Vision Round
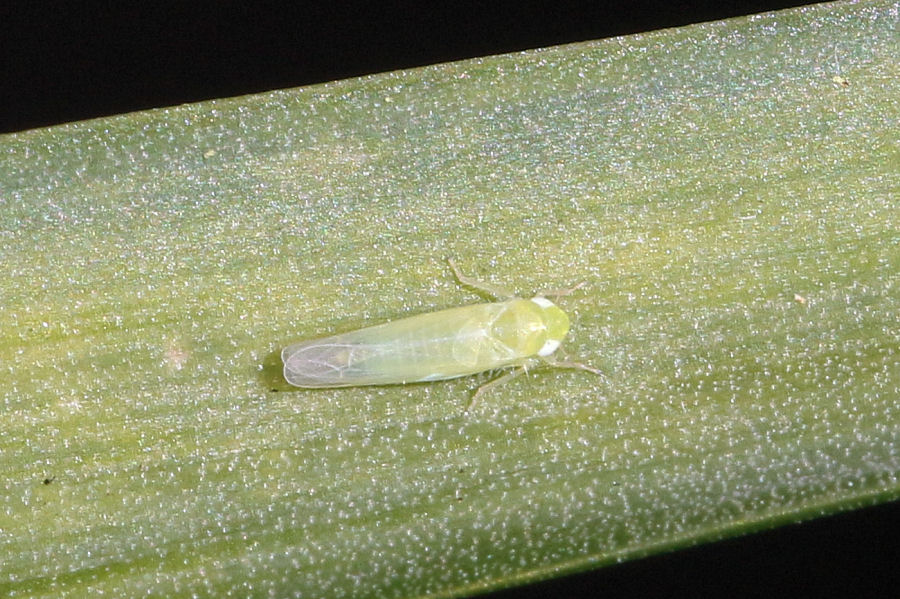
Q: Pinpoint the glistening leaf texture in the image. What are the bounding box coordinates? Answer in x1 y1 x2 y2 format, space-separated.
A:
1 1 897 596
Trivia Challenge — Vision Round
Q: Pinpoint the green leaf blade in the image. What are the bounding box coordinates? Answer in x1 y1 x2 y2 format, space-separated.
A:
1 1 898 596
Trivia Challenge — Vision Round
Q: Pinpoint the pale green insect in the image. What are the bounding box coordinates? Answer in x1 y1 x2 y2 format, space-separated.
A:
282 261 601 407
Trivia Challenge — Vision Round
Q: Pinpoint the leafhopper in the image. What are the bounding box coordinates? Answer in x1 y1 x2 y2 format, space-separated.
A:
282 261 601 408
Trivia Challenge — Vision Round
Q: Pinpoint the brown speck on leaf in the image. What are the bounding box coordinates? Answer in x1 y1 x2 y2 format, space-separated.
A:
164 340 191 371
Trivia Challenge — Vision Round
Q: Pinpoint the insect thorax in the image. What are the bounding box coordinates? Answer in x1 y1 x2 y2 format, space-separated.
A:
489 298 570 357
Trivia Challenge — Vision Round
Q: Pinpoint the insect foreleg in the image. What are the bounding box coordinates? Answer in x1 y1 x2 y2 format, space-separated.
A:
540 353 607 380
535 281 588 300
448 258 517 300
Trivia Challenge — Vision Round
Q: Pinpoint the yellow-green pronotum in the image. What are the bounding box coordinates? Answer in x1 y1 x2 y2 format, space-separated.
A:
282 261 601 407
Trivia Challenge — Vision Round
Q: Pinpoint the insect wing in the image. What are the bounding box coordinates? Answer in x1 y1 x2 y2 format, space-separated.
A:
282 333 402 387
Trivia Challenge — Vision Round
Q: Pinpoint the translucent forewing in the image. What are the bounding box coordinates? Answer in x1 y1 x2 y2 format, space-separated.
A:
282 299 569 388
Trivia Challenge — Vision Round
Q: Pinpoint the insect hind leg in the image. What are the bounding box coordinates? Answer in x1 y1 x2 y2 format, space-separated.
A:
465 366 526 412
448 258 517 300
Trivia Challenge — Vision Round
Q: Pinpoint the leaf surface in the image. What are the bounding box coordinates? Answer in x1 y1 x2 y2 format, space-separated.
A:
1 1 898 596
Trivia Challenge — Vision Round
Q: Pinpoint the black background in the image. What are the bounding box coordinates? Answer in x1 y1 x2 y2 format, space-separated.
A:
0 0 851 133
2 1 899 597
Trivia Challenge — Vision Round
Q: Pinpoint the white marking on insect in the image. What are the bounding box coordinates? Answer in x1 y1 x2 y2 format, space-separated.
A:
530 296 555 309
281 260 603 409
537 339 561 357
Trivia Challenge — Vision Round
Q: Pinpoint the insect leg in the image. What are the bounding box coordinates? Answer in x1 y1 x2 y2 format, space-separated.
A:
448 258 517 300
465 367 526 412
541 353 608 380
535 280 588 300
